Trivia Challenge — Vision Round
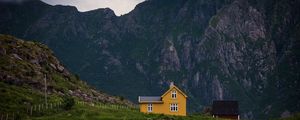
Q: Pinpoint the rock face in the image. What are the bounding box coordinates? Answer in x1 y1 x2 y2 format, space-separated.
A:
0 0 299 119
160 39 181 71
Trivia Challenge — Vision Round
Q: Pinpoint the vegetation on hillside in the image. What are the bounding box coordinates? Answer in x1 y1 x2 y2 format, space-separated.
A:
0 34 134 118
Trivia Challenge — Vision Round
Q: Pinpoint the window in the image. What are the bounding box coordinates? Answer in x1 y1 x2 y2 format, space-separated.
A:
147 104 152 112
170 103 178 112
171 90 177 99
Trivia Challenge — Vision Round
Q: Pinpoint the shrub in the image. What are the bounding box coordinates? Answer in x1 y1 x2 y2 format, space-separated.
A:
202 106 212 115
119 96 124 101
75 74 80 80
62 96 75 110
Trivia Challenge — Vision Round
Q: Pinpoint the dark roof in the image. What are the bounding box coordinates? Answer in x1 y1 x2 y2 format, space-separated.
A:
139 96 162 102
212 100 239 115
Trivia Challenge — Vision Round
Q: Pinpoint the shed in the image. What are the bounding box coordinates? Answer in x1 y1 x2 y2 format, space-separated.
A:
212 100 240 120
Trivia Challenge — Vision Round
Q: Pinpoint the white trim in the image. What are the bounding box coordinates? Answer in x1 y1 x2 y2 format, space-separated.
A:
170 103 178 112
147 103 152 112
171 90 177 99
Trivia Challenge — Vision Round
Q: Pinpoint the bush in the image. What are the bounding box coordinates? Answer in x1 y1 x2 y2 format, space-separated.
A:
62 96 75 110
119 96 124 101
75 74 80 80
202 106 212 115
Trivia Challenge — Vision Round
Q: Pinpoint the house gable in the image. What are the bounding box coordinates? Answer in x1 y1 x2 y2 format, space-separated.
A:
161 85 188 98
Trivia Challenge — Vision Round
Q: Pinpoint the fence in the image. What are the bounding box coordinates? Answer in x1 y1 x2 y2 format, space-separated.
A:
75 101 139 111
0 101 63 120
0 101 139 120
0 112 15 120
26 101 63 116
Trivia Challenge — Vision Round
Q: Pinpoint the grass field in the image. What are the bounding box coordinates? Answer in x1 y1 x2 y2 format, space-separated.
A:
31 103 216 120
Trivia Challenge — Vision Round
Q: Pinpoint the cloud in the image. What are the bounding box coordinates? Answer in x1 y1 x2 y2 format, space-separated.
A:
41 0 145 16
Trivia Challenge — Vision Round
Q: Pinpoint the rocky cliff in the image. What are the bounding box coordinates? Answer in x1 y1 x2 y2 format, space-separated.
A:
0 0 299 119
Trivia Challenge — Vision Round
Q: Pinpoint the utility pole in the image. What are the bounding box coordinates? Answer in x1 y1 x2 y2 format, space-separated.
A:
44 74 47 107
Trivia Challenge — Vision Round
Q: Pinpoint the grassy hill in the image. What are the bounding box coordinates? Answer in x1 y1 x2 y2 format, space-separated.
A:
0 34 134 119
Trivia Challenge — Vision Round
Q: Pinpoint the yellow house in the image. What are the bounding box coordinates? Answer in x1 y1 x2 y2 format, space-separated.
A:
138 82 188 116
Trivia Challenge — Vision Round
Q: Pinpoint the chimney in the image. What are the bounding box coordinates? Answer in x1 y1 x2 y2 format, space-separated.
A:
170 81 174 88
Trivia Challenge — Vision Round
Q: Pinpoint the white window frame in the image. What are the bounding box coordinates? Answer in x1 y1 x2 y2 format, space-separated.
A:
171 90 177 99
170 103 178 112
147 104 152 112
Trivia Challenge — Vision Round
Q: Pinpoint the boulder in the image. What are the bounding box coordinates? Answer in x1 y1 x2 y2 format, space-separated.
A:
57 65 64 72
12 54 22 60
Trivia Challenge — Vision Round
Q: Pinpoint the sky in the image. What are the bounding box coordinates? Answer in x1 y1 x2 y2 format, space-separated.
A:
40 0 145 16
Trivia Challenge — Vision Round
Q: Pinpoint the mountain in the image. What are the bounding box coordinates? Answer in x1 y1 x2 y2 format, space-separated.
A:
0 34 134 117
0 0 299 119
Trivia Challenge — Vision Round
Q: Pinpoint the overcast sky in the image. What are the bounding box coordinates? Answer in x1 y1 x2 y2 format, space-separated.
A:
41 0 145 16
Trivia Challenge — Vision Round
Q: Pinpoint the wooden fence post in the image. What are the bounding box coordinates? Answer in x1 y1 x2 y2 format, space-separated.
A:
38 104 40 112
5 113 8 120
30 106 33 116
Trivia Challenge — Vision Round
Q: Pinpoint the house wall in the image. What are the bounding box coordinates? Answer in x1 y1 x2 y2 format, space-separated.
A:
139 87 187 116
139 103 164 114
161 87 186 116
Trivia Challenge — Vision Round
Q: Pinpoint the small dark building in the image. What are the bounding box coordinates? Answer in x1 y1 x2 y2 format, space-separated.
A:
212 100 240 120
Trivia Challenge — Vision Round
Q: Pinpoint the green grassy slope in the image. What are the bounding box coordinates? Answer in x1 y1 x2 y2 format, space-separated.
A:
32 103 215 120
0 34 133 118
